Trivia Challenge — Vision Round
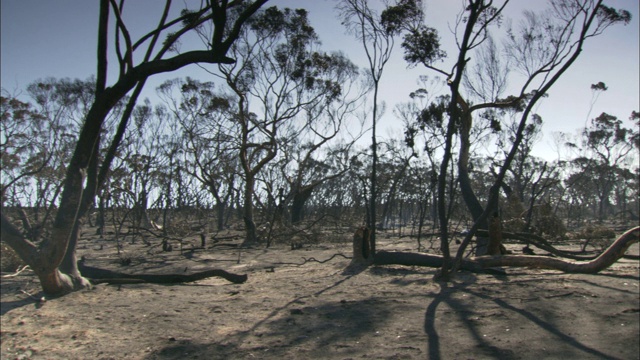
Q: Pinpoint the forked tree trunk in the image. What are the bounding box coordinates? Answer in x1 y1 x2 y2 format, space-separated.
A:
1 212 91 294
0 0 269 296
291 186 314 224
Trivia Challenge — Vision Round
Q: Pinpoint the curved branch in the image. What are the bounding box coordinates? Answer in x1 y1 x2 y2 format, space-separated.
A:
96 0 109 94
472 227 639 273
375 227 639 274
475 229 595 260
109 0 134 73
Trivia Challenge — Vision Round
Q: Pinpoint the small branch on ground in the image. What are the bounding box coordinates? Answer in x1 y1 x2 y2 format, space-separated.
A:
1 265 32 278
20 289 46 302
273 253 352 266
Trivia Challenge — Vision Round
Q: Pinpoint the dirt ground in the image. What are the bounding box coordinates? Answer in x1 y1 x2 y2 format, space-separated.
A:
1 228 639 360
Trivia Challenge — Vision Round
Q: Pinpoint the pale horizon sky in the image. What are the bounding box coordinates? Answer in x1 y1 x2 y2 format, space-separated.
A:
1 0 638 162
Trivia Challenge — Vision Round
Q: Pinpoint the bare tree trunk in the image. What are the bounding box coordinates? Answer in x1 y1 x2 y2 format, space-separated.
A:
291 186 314 224
215 200 226 231
242 175 258 246
369 83 379 256
486 212 504 255
96 194 106 237
0 0 269 296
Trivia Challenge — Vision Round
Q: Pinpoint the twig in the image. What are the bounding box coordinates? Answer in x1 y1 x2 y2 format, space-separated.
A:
273 253 352 266
544 292 575 299
303 253 353 263
1 265 31 278
20 289 46 302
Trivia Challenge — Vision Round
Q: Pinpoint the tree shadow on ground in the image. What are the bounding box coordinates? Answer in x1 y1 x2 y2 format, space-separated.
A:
423 275 518 360
0 275 45 315
423 271 629 360
143 297 396 359
0 296 42 316
144 266 379 359
462 287 622 360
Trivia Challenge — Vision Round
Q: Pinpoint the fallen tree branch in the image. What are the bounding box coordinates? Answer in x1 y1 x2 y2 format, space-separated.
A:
1 265 32 278
302 253 352 264
477 229 639 261
20 289 46 302
78 261 248 285
272 253 352 266
375 227 639 274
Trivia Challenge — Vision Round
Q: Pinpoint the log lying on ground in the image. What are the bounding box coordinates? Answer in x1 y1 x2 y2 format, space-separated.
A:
78 261 248 285
373 252 509 275
374 227 639 274
476 229 567 255
477 229 639 260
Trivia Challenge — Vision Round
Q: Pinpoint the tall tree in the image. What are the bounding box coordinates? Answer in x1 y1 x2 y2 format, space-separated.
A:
338 0 423 260
398 0 631 276
158 77 238 231
453 0 631 266
219 7 348 246
1 0 269 295
277 57 364 225
567 110 638 221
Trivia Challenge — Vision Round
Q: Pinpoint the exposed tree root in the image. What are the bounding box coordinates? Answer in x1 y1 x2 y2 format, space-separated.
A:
374 227 639 274
78 261 248 285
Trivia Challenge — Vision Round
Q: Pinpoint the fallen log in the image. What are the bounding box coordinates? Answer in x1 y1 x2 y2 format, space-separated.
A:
374 227 639 274
373 251 509 274
78 261 248 285
477 229 639 261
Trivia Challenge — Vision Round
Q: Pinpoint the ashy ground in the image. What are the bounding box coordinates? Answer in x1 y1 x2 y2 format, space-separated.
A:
1 230 639 360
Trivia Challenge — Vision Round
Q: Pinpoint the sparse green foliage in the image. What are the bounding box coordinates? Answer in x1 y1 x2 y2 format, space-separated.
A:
381 0 424 34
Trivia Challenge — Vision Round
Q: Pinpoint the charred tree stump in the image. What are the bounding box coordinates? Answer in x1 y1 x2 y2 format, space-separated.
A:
351 226 374 265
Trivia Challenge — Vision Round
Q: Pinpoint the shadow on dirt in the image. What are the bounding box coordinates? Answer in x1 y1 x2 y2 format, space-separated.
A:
0 297 41 316
423 275 503 360
143 266 397 359
0 276 45 316
369 265 434 286
423 272 628 360
144 297 395 359
464 286 622 360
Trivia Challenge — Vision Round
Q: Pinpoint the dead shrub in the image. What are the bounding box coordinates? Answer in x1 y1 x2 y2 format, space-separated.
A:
532 202 566 238
1 241 25 273
578 226 616 239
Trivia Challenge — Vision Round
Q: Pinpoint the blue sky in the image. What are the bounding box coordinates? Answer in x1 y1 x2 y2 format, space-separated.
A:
1 0 638 161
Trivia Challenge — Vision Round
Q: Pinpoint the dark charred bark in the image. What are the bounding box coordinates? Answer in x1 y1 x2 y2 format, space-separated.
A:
291 186 314 224
486 212 504 255
351 226 374 265
0 0 268 295
241 175 258 246
375 227 639 274
78 260 248 284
